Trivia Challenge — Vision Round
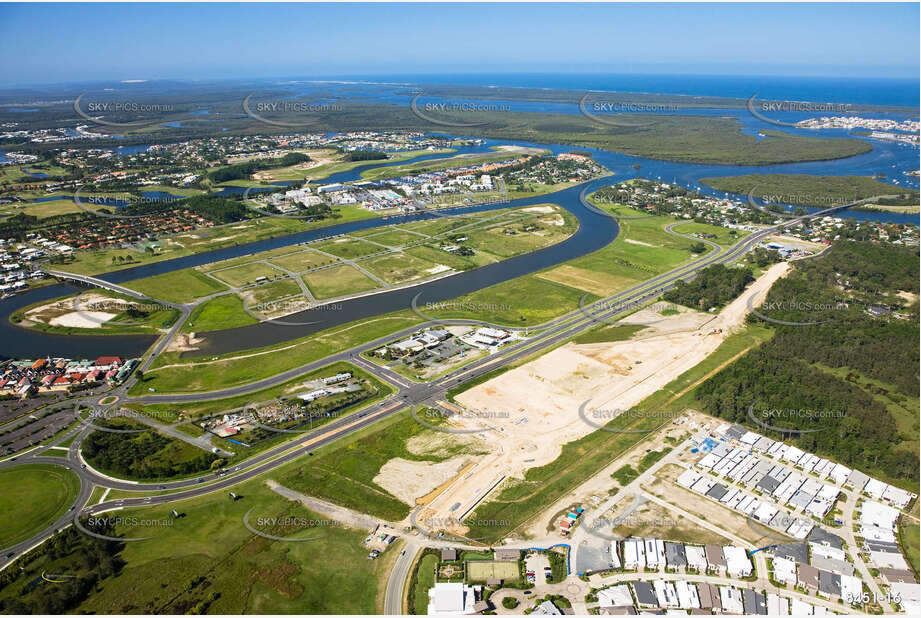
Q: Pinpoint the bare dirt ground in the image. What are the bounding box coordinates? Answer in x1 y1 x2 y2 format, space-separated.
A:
526 412 704 538
624 238 657 247
495 145 546 155
373 430 489 508
600 493 730 545
164 332 205 353
374 455 475 506
252 149 337 181
24 291 120 328
521 205 555 214
641 464 778 546
420 262 791 536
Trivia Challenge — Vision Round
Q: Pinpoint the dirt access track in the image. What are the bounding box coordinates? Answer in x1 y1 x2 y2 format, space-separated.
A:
417 261 791 537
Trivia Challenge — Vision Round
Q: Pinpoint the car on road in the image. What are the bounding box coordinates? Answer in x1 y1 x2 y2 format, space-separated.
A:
400 550 406 556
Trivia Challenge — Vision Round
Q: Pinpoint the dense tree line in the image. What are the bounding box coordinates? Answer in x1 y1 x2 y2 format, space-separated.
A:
875 194 918 206
663 264 755 310
342 150 388 161
695 240 920 482
82 420 220 479
0 524 123 614
793 239 919 297
207 152 310 183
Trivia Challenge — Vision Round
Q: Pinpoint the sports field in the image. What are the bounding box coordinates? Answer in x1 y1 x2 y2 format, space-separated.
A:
466 560 519 582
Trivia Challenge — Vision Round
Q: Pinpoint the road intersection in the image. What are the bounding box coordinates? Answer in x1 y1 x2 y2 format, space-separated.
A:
0 185 883 618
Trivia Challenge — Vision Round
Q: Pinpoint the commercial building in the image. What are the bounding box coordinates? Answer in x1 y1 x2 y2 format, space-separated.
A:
426 582 479 615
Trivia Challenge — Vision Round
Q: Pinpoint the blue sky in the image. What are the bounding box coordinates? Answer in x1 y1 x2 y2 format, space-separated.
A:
0 2 918 85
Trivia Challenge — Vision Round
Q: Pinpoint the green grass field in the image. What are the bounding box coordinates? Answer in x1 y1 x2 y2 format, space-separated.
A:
268 248 338 272
360 228 426 248
68 479 392 613
125 269 229 303
280 408 484 522
1 199 82 218
133 315 421 395
302 264 380 299
671 221 748 248
184 294 258 332
311 237 383 260
361 251 442 285
207 261 286 287
0 464 81 547
572 324 648 345
411 553 439 614
431 277 592 326
245 278 303 305
405 244 477 271
128 361 382 424
899 519 920 577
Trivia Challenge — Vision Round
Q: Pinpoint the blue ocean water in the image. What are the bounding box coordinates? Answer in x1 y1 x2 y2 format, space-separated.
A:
332 73 920 108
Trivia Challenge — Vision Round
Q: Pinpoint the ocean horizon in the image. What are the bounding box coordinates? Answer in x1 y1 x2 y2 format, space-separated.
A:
325 72 920 108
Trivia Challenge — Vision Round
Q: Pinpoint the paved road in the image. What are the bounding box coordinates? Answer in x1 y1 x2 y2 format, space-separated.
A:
384 542 422 614
0 190 875 576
